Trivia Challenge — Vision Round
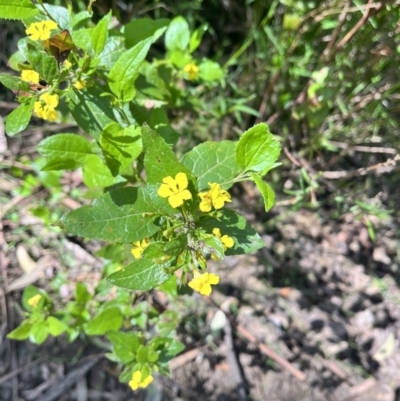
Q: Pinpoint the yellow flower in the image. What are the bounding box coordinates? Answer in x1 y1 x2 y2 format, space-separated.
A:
188 271 219 296
158 172 192 208
26 20 58 41
21 70 40 84
74 80 86 90
27 294 42 308
129 371 153 391
131 238 150 259
184 63 199 80
34 92 59 122
211 228 234 260
199 183 231 212
64 60 72 69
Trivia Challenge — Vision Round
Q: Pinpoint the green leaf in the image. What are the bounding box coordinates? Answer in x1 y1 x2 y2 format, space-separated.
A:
250 173 275 211
98 35 124 68
0 0 38 20
22 285 42 311
60 185 168 242
125 18 169 49
76 282 92 303
163 234 187 257
67 87 116 140
46 316 67 336
165 16 190 51
136 345 148 363
27 48 58 84
107 331 140 363
71 28 92 51
7 320 33 340
235 123 281 173
38 133 92 168
29 319 49 344
84 307 123 335
142 125 196 190
181 141 240 190
5 100 33 136
83 154 125 188
0 73 30 91
37 4 71 30
91 11 111 55
108 37 153 102
100 123 142 176
189 24 208 53
71 10 91 28
203 235 224 259
107 244 170 291
199 210 265 255
198 60 224 82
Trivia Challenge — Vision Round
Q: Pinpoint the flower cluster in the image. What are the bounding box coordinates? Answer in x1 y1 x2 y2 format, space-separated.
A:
34 92 59 121
26 20 58 41
199 183 231 212
128 371 153 391
131 238 149 259
211 227 234 260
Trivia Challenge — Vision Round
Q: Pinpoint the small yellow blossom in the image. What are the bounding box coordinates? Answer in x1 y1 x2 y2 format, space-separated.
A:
27 294 42 308
64 60 72 69
158 172 192 208
188 271 219 296
26 20 58 41
21 70 40 84
184 63 199 80
129 371 153 391
131 238 150 259
199 183 231 212
73 80 86 90
34 92 59 122
211 228 234 260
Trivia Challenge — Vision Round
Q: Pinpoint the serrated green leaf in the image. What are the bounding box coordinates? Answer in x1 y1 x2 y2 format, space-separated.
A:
189 24 208 53
84 307 123 335
91 11 111 55
199 210 265 255
250 173 275 211
108 37 153 102
108 331 140 363
27 47 58 84
61 185 169 242
0 0 38 20
125 18 169 49
29 320 49 344
67 87 116 140
142 125 196 191
7 320 33 340
181 141 240 190
236 123 281 173
5 100 33 136
46 316 67 336
107 244 170 291
83 154 125 188
198 60 224 82
100 123 142 176
0 73 30 91
165 16 190 51
38 133 92 169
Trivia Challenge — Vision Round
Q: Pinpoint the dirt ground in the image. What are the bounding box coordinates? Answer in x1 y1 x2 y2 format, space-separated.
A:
1 119 400 401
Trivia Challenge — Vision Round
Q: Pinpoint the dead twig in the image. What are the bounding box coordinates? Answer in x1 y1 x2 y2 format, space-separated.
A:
0 358 45 385
236 324 306 381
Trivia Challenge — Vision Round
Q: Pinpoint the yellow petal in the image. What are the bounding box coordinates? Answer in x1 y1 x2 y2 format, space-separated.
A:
212 228 221 238
43 20 58 31
45 107 58 122
21 70 40 84
168 193 185 208
162 176 178 192
40 92 59 108
221 235 234 249
180 189 192 201
175 172 188 191
158 183 173 198
206 273 220 285
139 375 153 388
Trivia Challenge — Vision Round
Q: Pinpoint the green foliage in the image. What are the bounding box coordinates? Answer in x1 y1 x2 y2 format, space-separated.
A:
0 0 38 20
0 2 282 392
